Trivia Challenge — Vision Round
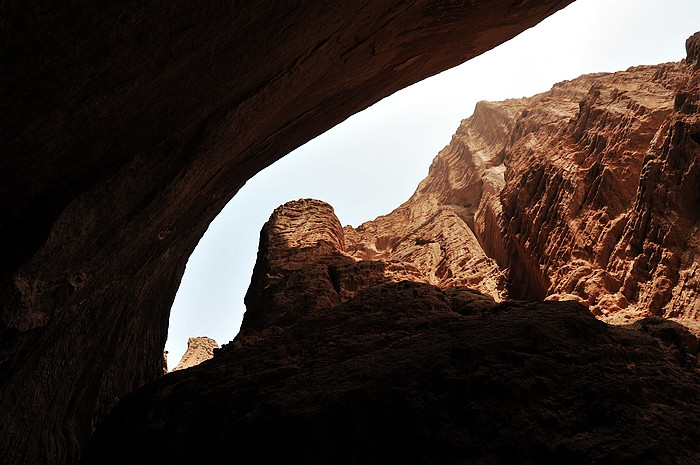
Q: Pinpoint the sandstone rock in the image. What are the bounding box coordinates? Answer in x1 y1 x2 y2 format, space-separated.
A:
241 199 383 331
241 198 504 334
343 118 512 301
0 3 574 463
499 60 699 322
172 337 219 372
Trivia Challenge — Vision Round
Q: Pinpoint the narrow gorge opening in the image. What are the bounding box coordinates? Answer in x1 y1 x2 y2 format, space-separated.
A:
165 0 699 370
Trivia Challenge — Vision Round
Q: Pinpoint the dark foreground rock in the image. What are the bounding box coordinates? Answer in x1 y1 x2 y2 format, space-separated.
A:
82 282 700 464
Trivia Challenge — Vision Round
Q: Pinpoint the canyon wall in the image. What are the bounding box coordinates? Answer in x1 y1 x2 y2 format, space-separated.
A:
81 38 700 463
499 59 699 324
337 38 699 326
0 2 574 463
344 34 699 325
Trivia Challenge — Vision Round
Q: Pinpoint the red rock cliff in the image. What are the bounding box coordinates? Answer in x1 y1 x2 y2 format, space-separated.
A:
82 176 700 464
497 55 698 324
347 40 699 325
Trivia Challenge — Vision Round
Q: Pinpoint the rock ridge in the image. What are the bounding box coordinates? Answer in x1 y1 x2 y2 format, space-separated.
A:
83 285 700 464
335 46 699 326
313 49 699 328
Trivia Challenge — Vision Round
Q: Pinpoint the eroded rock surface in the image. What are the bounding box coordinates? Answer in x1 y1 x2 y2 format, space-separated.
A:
350 49 699 325
172 337 219 372
497 60 699 324
0 2 575 463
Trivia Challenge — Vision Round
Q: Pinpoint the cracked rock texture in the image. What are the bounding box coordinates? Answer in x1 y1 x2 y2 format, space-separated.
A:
319 43 700 328
496 58 699 325
0 1 575 463
171 337 219 372
342 48 699 327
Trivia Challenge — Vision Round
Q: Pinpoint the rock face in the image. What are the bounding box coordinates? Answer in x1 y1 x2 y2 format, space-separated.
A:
172 337 219 372
349 53 699 326
687 31 700 71
496 61 699 324
0 2 575 463
242 198 501 331
341 52 699 326
82 200 700 464
81 39 700 463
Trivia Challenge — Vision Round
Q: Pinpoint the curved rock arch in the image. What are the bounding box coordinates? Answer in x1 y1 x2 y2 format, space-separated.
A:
0 1 573 463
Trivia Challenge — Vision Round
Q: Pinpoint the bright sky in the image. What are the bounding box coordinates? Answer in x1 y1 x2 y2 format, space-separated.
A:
165 0 700 369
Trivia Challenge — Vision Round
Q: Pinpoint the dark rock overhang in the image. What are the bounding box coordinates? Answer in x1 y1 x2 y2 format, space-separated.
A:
0 2 575 464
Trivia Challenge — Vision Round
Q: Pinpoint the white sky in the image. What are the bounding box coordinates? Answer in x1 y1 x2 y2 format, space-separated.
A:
165 0 700 369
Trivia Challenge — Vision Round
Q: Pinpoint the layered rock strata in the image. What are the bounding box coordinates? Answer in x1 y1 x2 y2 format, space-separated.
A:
82 199 700 464
242 198 504 332
172 337 219 372
500 61 699 325
345 36 699 326
0 2 575 463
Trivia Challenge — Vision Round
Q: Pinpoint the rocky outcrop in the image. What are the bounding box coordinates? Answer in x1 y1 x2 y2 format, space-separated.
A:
242 198 498 334
687 31 700 71
497 60 699 324
172 337 219 372
342 98 518 300
242 200 363 331
0 2 575 463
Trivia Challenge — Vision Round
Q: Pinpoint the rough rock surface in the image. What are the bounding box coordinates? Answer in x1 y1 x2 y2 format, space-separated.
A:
242 199 502 332
349 49 699 326
344 178 508 300
0 2 575 463
497 60 699 324
82 200 700 464
687 31 700 71
172 337 219 372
